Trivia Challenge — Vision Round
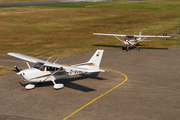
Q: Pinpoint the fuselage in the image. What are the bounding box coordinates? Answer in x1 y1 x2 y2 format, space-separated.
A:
18 68 69 83
17 62 85 83
123 35 141 46
123 39 141 46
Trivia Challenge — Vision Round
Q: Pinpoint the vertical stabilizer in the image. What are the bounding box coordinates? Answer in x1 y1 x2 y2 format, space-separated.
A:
87 49 104 69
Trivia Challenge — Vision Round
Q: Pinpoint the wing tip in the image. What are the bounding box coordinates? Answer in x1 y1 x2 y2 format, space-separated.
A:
7 52 15 55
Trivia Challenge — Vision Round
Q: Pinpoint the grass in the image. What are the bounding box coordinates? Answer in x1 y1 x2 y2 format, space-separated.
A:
0 66 14 76
0 0 180 59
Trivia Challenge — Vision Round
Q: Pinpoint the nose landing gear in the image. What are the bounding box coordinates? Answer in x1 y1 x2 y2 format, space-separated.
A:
25 84 35 90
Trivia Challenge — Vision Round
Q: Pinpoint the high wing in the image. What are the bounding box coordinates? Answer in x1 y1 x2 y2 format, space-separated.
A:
93 33 126 37
8 52 105 73
8 52 46 63
93 33 172 38
134 35 173 38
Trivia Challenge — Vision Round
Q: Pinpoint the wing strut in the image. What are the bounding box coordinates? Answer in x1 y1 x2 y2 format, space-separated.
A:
42 67 63 82
26 61 31 68
53 58 59 64
115 36 124 43
42 67 64 89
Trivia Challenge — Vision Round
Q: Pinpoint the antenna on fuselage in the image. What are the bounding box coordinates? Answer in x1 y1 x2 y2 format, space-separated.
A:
53 58 59 64
46 57 51 62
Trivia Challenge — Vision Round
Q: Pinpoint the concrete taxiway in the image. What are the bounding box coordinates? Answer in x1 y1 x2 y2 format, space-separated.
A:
0 47 180 120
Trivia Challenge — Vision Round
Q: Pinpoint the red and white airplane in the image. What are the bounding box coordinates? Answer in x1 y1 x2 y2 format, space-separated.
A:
93 31 173 51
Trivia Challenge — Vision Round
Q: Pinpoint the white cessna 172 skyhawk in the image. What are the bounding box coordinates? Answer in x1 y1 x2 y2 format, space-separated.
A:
8 50 105 90
93 31 173 51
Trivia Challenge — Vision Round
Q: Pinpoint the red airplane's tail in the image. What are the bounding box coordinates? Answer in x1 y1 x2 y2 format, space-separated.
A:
139 30 141 40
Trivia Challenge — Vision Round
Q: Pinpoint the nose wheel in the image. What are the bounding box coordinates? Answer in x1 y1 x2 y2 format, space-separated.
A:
25 83 35 90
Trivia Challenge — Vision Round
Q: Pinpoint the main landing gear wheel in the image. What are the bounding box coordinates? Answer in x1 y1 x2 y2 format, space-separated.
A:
53 84 64 90
122 46 129 52
126 47 129 52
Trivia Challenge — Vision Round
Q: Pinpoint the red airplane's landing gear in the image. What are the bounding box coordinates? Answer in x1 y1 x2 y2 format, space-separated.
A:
126 46 129 52
122 46 129 52
135 45 140 51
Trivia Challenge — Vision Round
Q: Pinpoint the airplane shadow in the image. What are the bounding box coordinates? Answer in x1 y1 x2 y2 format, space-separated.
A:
93 44 168 50
19 73 107 92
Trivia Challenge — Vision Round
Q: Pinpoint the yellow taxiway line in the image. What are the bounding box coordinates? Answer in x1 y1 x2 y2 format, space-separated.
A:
63 68 128 120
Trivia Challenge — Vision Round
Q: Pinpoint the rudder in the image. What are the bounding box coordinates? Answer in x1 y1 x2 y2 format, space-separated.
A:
87 49 104 69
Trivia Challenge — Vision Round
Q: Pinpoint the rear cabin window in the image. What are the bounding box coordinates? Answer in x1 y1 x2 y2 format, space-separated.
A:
46 67 63 71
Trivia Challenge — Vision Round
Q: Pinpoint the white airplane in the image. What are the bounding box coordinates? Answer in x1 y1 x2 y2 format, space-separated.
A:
93 31 173 51
8 50 105 90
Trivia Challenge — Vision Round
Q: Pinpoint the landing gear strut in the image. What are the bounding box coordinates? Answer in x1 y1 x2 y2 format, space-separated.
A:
52 80 64 90
135 45 140 51
122 46 129 52
126 46 129 52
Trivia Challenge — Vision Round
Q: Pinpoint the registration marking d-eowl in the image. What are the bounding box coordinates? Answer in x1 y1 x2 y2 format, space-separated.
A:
69 70 83 74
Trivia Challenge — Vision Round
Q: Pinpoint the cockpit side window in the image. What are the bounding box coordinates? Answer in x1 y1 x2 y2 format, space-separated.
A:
41 66 46 71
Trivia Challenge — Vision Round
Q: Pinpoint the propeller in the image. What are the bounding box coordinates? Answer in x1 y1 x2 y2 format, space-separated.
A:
14 66 27 82
14 66 20 72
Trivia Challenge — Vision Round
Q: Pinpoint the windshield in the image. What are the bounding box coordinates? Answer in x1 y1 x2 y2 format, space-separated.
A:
33 62 44 69
126 35 134 39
